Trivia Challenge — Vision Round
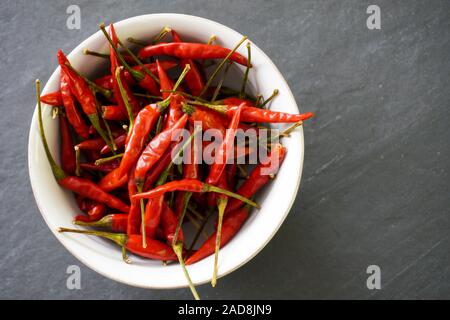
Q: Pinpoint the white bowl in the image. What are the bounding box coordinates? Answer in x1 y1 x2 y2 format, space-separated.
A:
28 13 305 289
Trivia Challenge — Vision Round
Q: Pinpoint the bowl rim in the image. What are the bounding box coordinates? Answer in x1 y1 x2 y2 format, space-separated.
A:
28 13 305 289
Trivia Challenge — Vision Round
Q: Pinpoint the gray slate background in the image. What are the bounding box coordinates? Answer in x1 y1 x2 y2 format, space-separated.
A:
1 0 449 299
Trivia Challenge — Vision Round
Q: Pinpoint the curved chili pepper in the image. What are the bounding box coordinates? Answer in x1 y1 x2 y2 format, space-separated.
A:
142 143 176 191
138 42 249 66
60 70 90 139
40 91 63 106
117 104 161 178
57 51 111 146
102 105 128 121
75 137 105 151
58 228 177 261
74 213 128 233
226 144 286 213
132 179 259 208
94 75 114 90
223 103 315 123
134 114 188 185
60 177 129 212
161 202 184 245
36 80 129 213
80 161 119 173
164 94 185 131
98 167 128 192
100 133 127 155
171 30 205 96
59 115 76 175
175 123 200 216
156 59 174 100
185 206 249 265
73 203 106 223
143 194 164 239
206 104 243 185
127 164 141 235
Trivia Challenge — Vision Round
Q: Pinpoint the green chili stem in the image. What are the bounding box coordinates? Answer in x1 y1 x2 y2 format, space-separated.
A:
153 26 171 44
260 89 279 109
204 184 260 208
172 64 191 92
172 192 192 246
83 48 109 59
86 111 114 155
74 146 81 176
136 183 147 248
160 90 210 104
35 80 66 180
199 36 248 98
58 227 126 247
127 37 147 47
133 92 163 100
211 61 233 102
212 197 228 287
173 241 200 300
115 67 135 131
239 42 252 99
95 153 124 166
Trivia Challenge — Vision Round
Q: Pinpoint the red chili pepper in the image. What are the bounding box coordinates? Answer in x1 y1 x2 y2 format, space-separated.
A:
134 114 188 185
171 30 205 96
75 137 105 151
185 206 249 265
102 24 160 97
73 203 106 223
226 144 286 213
59 115 76 175
206 104 243 185
132 179 260 209
223 102 315 123
57 51 110 144
184 105 227 135
123 60 178 85
175 123 200 216
161 202 184 245
138 42 249 66
58 228 177 261
144 195 164 239
60 71 90 139
40 91 63 106
117 104 161 178
127 164 141 235
142 143 176 191
59 177 129 212
94 75 114 90
226 163 238 190
80 161 119 173
156 59 174 100
74 213 128 233
102 105 128 121
164 94 185 131
100 133 127 155
36 79 130 213
98 167 128 192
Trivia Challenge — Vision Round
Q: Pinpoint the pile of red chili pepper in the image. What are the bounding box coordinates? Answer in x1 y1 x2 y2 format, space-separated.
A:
35 23 314 299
